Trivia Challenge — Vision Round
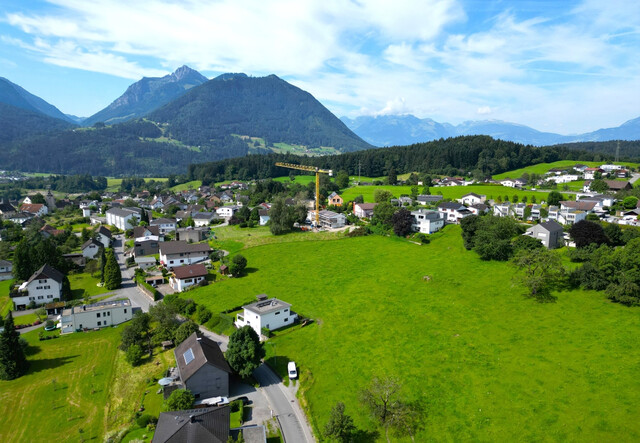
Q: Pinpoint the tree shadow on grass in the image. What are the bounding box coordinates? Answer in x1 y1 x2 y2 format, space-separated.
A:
24 343 41 357
244 267 259 274
27 355 79 374
352 428 380 442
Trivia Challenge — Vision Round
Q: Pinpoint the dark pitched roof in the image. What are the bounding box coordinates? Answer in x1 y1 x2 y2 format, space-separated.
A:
160 241 211 256
151 218 177 225
97 225 112 238
560 200 597 211
462 193 483 198
438 202 466 210
174 333 231 383
153 406 230 443
82 238 102 250
417 195 443 202
605 180 632 190
133 225 160 238
27 264 64 285
538 220 564 233
173 264 208 280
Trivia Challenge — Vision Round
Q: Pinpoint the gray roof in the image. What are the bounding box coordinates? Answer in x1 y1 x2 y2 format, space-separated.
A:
538 220 564 233
27 264 64 285
438 202 467 210
151 218 177 225
417 195 443 202
0 259 12 267
133 225 160 238
243 298 292 316
192 212 216 220
160 241 211 256
82 238 102 250
106 207 137 217
96 225 112 238
174 333 231 383
153 406 230 443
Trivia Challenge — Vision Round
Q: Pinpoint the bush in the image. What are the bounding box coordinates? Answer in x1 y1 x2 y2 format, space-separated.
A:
125 344 144 366
195 305 212 324
345 227 368 237
174 320 200 345
136 414 157 428
230 399 242 413
163 389 195 411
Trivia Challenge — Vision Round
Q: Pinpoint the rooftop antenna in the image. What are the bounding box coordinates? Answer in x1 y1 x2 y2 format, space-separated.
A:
615 141 620 163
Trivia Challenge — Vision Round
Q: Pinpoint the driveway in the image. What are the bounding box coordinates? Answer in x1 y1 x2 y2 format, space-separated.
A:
111 235 157 312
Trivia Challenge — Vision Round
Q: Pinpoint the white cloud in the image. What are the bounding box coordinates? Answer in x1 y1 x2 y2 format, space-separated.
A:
477 106 491 115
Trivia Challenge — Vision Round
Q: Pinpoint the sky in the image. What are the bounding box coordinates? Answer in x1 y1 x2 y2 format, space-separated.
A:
0 0 639 134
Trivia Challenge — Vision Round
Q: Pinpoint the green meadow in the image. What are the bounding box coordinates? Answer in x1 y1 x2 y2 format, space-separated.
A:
182 227 640 441
340 184 561 203
492 160 638 180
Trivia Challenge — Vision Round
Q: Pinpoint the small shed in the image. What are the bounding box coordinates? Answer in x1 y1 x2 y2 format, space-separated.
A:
219 264 229 275
162 340 174 350
45 301 66 315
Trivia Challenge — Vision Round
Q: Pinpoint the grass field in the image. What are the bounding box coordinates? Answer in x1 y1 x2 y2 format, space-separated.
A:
106 177 167 192
339 184 566 204
492 160 639 180
13 313 38 326
0 279 14 316
0 327 122 442
170 180 202 192
273 175 317 186
180 227 640 441
69 272 111 299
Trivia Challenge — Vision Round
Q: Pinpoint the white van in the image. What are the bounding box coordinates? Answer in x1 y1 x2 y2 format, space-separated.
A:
288 361 297 379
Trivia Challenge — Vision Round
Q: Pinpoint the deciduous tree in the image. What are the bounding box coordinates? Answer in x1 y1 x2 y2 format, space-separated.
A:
163 389 195 411
324 402 356 443
512 248 565 301
226 325 265 378
392 208 414 237
569 220 608 248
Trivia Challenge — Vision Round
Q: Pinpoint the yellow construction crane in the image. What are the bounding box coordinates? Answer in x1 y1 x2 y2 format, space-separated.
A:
275 162 333 228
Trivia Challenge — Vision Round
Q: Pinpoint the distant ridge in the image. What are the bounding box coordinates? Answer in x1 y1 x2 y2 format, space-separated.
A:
83 65 209 126
0 77 75 123
342 114 640 147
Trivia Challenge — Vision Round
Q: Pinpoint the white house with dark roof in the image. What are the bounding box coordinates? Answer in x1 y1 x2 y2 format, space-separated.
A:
82 238 102 259
0 259 12 281
160 241 211 268
96 225 112 248
14 264 64 309
524 221 564 249
150 218 177 234
173 333 232 398
170 263 208 292
416 195 443 205
353 203 377 218
437 202 472 223
192 212 218 227
216 206 238 219
235 296 298 336
410 209 445 234
458 193 486 206
106 207 140 230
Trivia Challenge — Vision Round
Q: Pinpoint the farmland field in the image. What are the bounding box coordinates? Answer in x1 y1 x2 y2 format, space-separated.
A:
183 227 640 441
339 184 565 203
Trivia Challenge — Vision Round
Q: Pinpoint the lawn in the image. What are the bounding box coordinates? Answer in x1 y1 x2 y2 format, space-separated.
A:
0 279 14 316
170 180 202 192
13 313 38 326
273 175 317 186
492 160 639 180
180 227 640 441
106 177 168 192
69 272 111 299
0 327 122 442
340 184 561 204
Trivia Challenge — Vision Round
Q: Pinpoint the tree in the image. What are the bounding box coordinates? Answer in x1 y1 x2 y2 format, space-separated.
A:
374 189 393 203
460 215 481 250
103 249 121 290
335 170 350 189
547 191 564 206
99 247 107 283
569 220 608 248
0 312 29 380
589 179 608 193
390 400 425 442
512 234 544 253
163 389 195 411
125 344 143 366
269 197 295 235
387 168 397 185
372 201 396 228
623 196 639 209
174 321 200 345
229 254 247 276
324 402 356 443
512 248 565 301
472 216 519 261
392 208 414 237
149 302 179 342
226 325 265 378
360 376 403 443
604 223 624 246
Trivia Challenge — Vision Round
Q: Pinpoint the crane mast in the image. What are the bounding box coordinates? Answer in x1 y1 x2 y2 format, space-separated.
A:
275 162 333 228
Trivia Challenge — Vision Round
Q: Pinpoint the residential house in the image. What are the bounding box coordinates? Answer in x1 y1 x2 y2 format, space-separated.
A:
13 264 64 310
149 196 165 211
437 202 472 223
584 167 604 180
170 263 208 292
174 333 232 398
106 207 141 230
63 253 85 267
160 241 212 268
548 174 579 184
0 259 12 281
530 204 543 220
20 203 48 217
8 212 34 225
499 178 517 188
512 203 528 219
216 206 238 219
134 235 161 257
560 200 597 214
468 203 489 215
605 180 632 192
258 209 270 226
524 221 564 249
493 202 512 217
573 164 588 173
152 406 230 443
135 256 157 270
398 196 413 206
192 212 218 227
617 169 629 178
328 192 343 207
150 218 177 234
410 209 445 234
458 193 486 206
353 202 377 218
133 225 161 239
82 239 102 259
235 296 298 336
40 224 65 238
0 200 16 219
236 195 249 207
96 225 113 248
219 192 234 204
60 299 133 334
318 210 346 228
600 164 623 172
416 195 443 205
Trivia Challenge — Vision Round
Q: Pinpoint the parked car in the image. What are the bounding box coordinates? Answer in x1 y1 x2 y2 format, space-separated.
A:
288 361 298 379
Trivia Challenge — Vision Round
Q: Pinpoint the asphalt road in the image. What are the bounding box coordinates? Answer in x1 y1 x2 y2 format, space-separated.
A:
111 235 156 312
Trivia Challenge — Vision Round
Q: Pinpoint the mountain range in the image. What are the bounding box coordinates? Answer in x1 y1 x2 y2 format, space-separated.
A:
341 114 640 147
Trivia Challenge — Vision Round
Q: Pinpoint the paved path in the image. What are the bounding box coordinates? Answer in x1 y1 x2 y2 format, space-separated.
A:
111 235 156 312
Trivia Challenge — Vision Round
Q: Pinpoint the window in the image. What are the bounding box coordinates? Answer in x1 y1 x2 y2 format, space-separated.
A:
183 348 195 365
47 295 52 299
124 309 127 314
96 313 101 318
38 296 43 300
284 318 289 322
97 321 101 326
275 311 280 315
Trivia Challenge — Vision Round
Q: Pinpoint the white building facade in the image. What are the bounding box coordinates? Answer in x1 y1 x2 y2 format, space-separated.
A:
235 297 298 336
60 299 133 334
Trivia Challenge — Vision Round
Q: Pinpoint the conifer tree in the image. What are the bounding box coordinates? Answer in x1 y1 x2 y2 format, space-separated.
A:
103 249 122 290
0 312 29 380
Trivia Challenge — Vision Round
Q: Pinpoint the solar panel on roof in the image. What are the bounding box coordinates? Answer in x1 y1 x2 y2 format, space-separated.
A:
184 348 195 365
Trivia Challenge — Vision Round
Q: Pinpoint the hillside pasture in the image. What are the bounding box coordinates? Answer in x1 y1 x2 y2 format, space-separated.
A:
339 184 563 203
492 160 638 180
182 227 640 441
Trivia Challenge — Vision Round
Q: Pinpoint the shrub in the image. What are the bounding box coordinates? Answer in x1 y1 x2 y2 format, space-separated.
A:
195 305 212 324
125 344 144 366
163 389 195 411
136 414 157 428
230 399 242 413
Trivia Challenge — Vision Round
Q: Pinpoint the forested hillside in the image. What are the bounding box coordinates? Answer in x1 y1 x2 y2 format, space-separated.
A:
188 135 620 183
0 103 75 142
147 73 371 152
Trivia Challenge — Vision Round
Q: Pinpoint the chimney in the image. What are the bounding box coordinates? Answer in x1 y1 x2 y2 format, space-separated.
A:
189 415 195 423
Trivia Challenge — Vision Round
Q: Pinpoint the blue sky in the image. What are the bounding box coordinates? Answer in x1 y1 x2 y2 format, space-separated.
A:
0 0 638 134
